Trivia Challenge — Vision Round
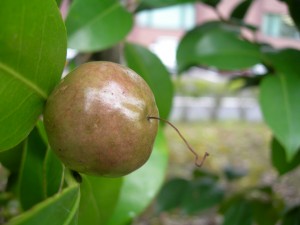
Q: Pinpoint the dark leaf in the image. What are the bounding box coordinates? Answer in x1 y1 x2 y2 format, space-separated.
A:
282 205 300 225
230 0 253 20
0 143 23 174
222 199 253 225
0 0 67 151
251 199 281 225
155 178 189 213
66 0 133 52
200 0 221 7
280 0 300 31
271 137 300 175
181 178 224 214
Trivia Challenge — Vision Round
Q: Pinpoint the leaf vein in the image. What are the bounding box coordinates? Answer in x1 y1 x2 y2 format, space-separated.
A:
0 62 47 99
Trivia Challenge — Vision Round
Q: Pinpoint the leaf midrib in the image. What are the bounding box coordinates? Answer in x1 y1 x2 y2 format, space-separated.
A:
0 62 47 99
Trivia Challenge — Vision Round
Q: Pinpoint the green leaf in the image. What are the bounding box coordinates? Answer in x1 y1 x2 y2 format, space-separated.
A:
66 0 133 52
155 178 189 213
259 61 300 160
230 0 253 20
43 149 64 198
0 143 23 174
124 42 174 120
177 22 260 72
181 178 224 214
8 185 80 225
282 205 300 225
0 0 67 151
18 128 47 210
271 137 300 175
200 0 221 7
78 176 123 225
105 128 169 225
222 199 253 225
263 48 300 75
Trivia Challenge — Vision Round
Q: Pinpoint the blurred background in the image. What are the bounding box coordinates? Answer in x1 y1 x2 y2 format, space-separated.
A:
1 0 300 224
124 0 300 224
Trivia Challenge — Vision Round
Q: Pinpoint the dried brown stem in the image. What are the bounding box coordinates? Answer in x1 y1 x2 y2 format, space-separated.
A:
148 116 209 167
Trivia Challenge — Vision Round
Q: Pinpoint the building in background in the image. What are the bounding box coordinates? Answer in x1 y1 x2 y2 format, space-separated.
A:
127 0 300 70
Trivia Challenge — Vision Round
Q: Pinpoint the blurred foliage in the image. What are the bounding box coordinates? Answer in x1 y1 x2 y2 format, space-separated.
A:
1 0 300 224
173 77 226 97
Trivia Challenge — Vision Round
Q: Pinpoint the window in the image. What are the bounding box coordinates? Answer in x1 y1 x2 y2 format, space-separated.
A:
136 4 196 30
262 13 300 39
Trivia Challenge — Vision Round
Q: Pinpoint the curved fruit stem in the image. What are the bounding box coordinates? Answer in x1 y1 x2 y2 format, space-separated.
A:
148 116 209 167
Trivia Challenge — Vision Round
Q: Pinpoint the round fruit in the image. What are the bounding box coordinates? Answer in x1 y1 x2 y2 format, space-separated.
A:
43 61 159 177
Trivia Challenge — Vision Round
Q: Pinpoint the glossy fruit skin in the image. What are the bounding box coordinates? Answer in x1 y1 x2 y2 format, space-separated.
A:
44 61 159 177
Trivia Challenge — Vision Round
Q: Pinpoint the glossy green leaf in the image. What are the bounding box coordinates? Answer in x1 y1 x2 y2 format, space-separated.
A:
155 178 189 213
259 63 300 160
124 42 174 120
8 185 80 225
222 199 253 225
181 177 224 214
66 0 133 52
177 23 260 72
105 128 169 225
0 0 67 151
44 149 64 198
230 0 253 20
271 137 300 175
36 120 64 197
282 205 300 225
18 128 47 210
78 176 123 225
137 0 197 11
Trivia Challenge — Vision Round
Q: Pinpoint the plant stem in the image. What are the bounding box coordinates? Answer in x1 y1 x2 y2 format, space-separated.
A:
148 116 209 167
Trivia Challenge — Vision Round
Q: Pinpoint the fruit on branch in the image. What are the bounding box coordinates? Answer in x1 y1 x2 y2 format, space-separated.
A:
44 61 159 177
